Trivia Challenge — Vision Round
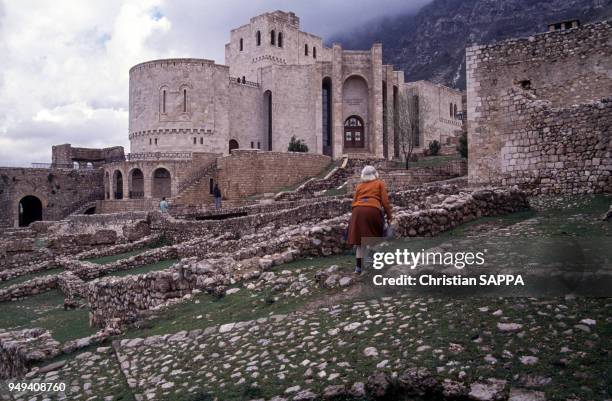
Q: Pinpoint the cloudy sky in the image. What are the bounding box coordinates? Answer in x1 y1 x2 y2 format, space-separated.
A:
0 0 430 166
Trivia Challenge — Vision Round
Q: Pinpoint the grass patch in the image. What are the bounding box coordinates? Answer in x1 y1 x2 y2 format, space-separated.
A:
0 267 62 290
0 290 95 342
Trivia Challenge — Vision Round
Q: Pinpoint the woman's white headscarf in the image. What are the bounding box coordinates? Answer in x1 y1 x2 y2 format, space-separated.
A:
360 165 378 182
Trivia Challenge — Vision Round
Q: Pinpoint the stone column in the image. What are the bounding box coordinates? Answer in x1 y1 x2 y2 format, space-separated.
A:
371 44 384 158
143 166 152 199
331 43 344 159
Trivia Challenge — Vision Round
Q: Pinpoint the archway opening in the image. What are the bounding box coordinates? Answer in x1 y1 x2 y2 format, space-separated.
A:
105 171 110 199
393 85 399 158
113 170 123 200
130 169 144 199
152 168 171 199
263 90 272 151
84 206 96 215
229 139 239 154
382 80 388 159
342 76 369 152
18 195 42 227
344 116 365 149
322 77 332 157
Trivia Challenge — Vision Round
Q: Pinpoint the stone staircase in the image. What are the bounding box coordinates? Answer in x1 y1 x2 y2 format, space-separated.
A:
172 162 218 206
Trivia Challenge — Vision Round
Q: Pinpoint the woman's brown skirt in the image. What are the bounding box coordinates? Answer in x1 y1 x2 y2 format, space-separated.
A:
347 206 384 246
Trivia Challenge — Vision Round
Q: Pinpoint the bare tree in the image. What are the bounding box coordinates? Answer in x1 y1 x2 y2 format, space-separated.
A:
396 88 424 169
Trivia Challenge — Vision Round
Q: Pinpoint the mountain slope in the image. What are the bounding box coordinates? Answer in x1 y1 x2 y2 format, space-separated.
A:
331 0 612 89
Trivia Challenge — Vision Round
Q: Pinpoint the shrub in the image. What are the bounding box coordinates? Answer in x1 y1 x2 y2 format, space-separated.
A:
457 131 468 158
428 140 441 156
288 136 309 152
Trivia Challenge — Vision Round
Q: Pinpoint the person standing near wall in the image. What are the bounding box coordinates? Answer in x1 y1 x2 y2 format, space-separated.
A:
347 166 392 274
159 197 169 214
213 183 222 210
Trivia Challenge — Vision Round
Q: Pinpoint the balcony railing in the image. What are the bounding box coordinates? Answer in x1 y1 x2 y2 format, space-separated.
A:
229 77 260 88
127 152 192 161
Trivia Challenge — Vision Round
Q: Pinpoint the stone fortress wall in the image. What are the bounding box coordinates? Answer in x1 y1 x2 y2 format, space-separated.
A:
467 19 612 192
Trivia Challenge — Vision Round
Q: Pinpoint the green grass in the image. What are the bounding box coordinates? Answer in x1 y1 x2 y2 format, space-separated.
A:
0 290 95 342
0 267 62 290
123 254 355 339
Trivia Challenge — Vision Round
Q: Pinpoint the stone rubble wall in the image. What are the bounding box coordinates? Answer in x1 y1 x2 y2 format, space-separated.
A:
347 160 468 193
87 186 529 327
499 95 612 194
467 19 612 192
0 275 58 302
0 328 61 379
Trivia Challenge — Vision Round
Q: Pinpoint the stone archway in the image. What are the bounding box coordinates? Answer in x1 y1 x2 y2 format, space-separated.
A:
322 77 333 157
152 168 172 199
229 139 239 154
263 90 272 151
18 195 42 227
129 168 144 199
113 170 123 200
342 75 369 152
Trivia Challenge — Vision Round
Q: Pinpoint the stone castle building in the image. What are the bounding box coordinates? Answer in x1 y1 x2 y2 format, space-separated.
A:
1 10 465 228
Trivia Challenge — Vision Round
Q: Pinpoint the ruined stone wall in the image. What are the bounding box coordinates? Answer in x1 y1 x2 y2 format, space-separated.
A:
347 160 468 192
467 20 612 190
215 150 331 199
0 167 104 228
88 186 529 327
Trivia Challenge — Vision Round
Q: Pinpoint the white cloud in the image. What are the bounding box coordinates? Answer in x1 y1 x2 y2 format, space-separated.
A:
0 0 429 166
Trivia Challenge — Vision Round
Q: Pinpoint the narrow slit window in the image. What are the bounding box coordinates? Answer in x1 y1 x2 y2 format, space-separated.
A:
200 137 203 145
304 44 309 56
313 47 317 58
270 30 275 45
239 38 243 51
162 90 166 113
256 31 261 46
278 32 283 47
183 89 187 113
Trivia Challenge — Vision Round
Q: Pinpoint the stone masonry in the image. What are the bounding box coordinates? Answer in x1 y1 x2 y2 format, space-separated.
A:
466 19 612 193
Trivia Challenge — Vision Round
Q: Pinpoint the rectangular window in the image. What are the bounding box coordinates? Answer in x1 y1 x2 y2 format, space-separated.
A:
193 137 197 145
257 142 261 149
251 141 254 148
200 137 203 145
155 138 158 145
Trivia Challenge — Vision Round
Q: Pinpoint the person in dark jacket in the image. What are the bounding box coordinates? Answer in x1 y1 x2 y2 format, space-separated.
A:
213 184 222 209
347 166 392 274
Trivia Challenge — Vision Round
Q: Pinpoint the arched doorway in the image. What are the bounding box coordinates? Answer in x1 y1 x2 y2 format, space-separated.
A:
229 140 239 154
342 76 369 152
344 116 365 149
322 77 332 156
105 171 110 199
129 169 144 199
263 90 272 151
18 195 42 227
113 170 123 200
152 168 171 199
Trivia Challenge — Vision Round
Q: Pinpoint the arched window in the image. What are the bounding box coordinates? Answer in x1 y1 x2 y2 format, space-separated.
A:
450 103 453 118
183 89 187 113
313 47 317 58
256 31 261 46
239 38 243 51
193 137 197 145
322 77 332 157
162 89 166 113
278 32 283 47
209 178 214 194
304 44 309 56
200 137 203 144
453 104 457 118
251 141 254 148
270 30 275 45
